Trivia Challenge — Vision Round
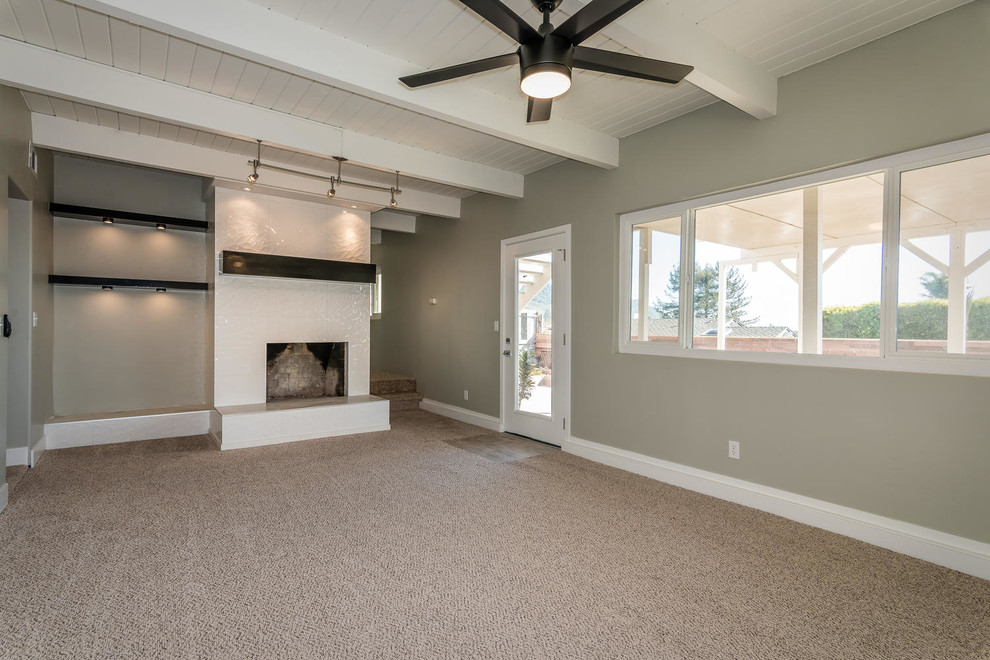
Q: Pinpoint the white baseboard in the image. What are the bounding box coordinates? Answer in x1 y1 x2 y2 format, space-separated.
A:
563 436 990 581
0 483 7 514
419 398 501 431
6 446 28 467
30 434 46 467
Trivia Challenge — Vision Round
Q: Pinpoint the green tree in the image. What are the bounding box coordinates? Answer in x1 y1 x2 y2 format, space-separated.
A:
920 271 949 299
518 349 538 402
654 263 758 325
919 271 974 304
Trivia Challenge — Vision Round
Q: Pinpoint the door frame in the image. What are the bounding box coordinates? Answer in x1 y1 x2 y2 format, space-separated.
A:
499 224 571 445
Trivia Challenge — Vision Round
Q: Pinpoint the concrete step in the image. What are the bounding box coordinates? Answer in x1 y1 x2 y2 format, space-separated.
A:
370 370 418 395
379 391 424 411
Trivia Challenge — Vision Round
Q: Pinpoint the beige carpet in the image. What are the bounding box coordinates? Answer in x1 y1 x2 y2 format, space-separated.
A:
0 410 987 659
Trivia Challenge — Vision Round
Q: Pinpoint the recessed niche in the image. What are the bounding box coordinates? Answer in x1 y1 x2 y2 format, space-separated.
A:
266 342 347 401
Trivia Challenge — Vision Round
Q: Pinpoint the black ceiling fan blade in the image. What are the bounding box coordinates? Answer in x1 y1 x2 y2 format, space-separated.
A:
573 46 693 84
527 97 553 123
552 0 647 46
400 52 520 88
459 0 541 44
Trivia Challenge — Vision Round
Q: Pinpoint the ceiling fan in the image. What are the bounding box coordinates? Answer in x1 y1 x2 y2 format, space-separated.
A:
399 0 694 123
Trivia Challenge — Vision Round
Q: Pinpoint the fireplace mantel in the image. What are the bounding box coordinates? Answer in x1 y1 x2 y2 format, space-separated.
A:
220 250 376 284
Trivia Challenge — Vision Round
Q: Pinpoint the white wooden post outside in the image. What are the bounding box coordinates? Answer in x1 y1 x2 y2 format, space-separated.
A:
717 264 728 350
801 186 823 354
637 228 652 341
947 228 967 353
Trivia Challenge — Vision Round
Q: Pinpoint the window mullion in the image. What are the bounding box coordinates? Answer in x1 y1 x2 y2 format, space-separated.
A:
680 209 696 349
880 168 901 358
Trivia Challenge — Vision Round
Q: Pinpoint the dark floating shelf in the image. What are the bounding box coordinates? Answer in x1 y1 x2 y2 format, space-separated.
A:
50 203 209 233
220 250 376 284
49 275 208 291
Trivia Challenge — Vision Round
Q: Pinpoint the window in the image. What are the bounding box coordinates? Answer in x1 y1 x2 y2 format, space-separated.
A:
619 134 990 376
370 269 382 318
629 216 680 342
896 155 990 354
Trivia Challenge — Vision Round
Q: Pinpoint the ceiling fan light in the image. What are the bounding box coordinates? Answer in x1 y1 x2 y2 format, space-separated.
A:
521 69 571 99
519 61 571 99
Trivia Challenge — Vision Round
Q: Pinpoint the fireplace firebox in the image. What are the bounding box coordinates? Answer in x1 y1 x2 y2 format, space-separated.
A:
266 342 347 401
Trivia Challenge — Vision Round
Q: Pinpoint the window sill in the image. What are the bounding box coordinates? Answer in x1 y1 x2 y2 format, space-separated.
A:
618 340 990 378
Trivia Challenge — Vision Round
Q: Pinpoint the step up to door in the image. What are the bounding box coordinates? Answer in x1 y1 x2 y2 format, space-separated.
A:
378 391 425 411
370 371 418 395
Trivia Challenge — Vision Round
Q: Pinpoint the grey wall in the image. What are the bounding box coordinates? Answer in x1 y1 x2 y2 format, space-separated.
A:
7 198 31 451
371 2 990 544
0 85 55 462
31 149 54 448
52 154 208 415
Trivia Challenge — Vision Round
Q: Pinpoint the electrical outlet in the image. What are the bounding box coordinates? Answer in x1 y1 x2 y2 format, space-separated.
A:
463 390 469 401
728 440 740 460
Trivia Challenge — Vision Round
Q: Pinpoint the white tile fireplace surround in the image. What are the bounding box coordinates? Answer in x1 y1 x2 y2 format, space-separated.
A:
210 187 389 449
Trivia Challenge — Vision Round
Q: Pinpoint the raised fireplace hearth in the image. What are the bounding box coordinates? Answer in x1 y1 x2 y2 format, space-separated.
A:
267 342 346 401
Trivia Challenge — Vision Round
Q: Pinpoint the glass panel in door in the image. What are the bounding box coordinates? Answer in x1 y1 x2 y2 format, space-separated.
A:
516 252 552 417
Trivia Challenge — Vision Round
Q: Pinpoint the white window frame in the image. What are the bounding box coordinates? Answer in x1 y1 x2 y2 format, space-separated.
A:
370 268 382 320
618 132 990 378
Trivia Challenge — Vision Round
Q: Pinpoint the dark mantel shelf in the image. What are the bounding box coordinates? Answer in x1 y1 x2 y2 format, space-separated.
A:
220 250 376 284
49 275 209 291
50 203 209 233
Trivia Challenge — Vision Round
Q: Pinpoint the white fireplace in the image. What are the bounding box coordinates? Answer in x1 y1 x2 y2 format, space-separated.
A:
209 186 389 450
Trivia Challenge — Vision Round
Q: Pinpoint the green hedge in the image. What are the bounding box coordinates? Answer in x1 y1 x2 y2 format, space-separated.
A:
823 298 990 340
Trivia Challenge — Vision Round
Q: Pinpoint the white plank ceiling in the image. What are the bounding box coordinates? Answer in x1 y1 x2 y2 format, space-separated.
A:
20 91 476 198
0 0 973 198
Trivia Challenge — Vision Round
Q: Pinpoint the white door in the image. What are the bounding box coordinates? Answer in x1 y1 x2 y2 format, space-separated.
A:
501 226 570 445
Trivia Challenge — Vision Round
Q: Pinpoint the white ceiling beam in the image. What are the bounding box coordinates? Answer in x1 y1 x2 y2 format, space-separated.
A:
570 0 777 119
0 39 521 199
370 210 417 234
71 0 620 168
31 114 462 219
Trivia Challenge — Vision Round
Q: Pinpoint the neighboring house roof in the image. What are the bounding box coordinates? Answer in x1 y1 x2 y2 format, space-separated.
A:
643 318 797 338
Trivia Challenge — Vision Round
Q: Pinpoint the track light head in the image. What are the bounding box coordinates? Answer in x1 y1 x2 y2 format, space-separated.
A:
247 171 259 184
102 285 113 291
103 217 114 225
156 288 166 293
156 223 166 231
328 185 336 198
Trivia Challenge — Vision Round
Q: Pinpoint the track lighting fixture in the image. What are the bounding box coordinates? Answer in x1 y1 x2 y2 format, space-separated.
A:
156 223 166 231
103 217 114 224
247 139 261 183
246 141 402 209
